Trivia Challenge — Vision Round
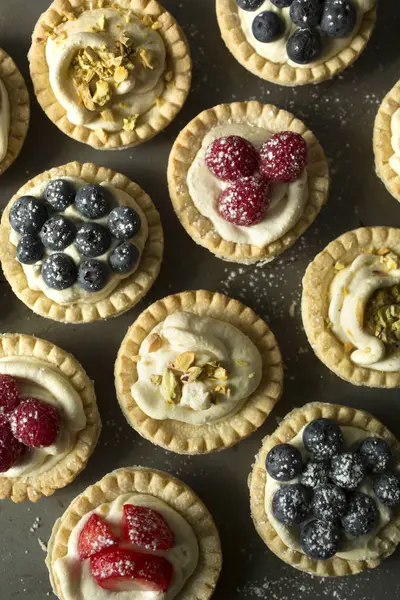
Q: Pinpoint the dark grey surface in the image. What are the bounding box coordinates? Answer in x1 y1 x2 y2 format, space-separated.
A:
0 1 400 598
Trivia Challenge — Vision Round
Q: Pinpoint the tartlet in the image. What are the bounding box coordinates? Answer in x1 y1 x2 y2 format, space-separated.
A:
0 333 100 503
374 78 400 202
167 101 329 264
29 0 191 150
249 402 400 576
0 161 163 324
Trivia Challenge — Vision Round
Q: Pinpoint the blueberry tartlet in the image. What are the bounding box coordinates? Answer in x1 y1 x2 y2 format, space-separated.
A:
115 290 283 454
46 467 222 599
216 0 377 85
249 402 400 575
374 78 400 202
28 0 191 149
0 162 163 323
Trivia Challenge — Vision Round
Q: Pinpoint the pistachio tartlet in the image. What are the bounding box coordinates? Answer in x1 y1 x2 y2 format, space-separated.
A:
0 48 30 176
115 290 283 454
374 78 400 202
46 467 222 599
249 402 400 576
0 333 100 503
216 0 377 86
167 101 329 264
28 0 191 150
0 162 163 324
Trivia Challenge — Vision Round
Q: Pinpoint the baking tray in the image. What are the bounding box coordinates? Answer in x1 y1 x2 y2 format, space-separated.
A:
1 1 400 598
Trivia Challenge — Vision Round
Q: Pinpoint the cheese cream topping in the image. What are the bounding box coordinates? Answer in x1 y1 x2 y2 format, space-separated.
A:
0 357 86 478
54 493 199 600
0 77 10 162
132 312 262 425
390 107 400 176
187 123 308 249
265 426 392 561
329 253 400 372
46 8 165 132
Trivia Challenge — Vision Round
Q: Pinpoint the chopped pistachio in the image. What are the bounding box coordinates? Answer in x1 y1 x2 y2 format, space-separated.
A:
123 115 139 131
98 14 106 31
164 70 173 82
334 261 346 271
181 366 203 384
138 48 154 70
100 109 115 122
173 351 196 372
213 366 228 381
92 79 111 106
114 65 129 83
377 247 390 256
147 333 162 353
236 359 248 367
365 283 400 346
150 374 162 386
161 369 180 404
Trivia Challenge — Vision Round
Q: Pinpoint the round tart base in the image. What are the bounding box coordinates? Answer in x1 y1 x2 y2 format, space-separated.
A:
167 101 329 264
216 0 376 86
249 402 400 576
374 79 400 202
115 290 283 454
46 466 222 600
0 48 30 176
0 161 164 324
28 0 191 150
302 226 400 388
0 333 100 503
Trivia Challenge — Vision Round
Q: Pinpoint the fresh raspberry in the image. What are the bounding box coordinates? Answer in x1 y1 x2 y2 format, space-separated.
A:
122 505 174 551
0 374 20 414
10 398 60 448
205 135 259 182
260 131 307 183
217 176 270 227
78 514 119 560
0 414 24 472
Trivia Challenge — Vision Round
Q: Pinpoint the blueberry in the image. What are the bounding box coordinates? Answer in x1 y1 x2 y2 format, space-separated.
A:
312 484 348 522
75 223 111 258
330 452 366 490
272 484 310 525
290 0 323 28
42 253 77 290
357 437 392 473
16 234 44 265
108 206 141 241
40 216 76 251
252 11 284 43
320 0 356 37
300 519 339 560
44 179 75 211
303 419 344 460
75 184 111 219
236 0 264 10
9 196 48 235
266 443 303 481
341 492 379 536
109 242 140 274
271 0 294 6
373 472 400 507
286 28 322 64
300 460 329 489
78 259 108 292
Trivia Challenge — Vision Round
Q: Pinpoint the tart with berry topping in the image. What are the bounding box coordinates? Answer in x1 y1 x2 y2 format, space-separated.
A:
216 0 376 86
374 78 400 202
115 290 283 454
302 227 400 387
0 48 30 176
167 102 329 264
249 402 400 576
46 467 222 599
0 333 100 503
28 0 191 150
0 162 163 323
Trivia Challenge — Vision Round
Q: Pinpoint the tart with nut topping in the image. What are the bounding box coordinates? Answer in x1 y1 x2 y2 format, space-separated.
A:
28 0 191 149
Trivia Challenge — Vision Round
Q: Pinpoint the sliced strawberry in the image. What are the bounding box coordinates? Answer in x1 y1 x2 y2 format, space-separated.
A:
122 504 174 551
90 547 173 592
78 514 118 560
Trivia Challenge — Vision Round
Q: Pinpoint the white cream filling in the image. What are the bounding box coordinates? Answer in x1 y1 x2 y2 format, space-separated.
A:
46 8 165 132
0 77 10 162
132 311 262 425
265 426 392 561
187 123 308 248
9 176 148 305
329 254 400 372
0 357 86 477
54 493 199 600
389 107 400 176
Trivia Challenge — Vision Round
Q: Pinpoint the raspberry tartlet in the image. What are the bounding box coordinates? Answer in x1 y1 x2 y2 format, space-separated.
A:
0 333 100 503
374 78 400 202
115 290 283 454
167 102 329 263
249 402 400 576
28 0 191 150
46 467 222 599
0 162 163 324
216 0 377 86
302 227 400 388
0 47 30 176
